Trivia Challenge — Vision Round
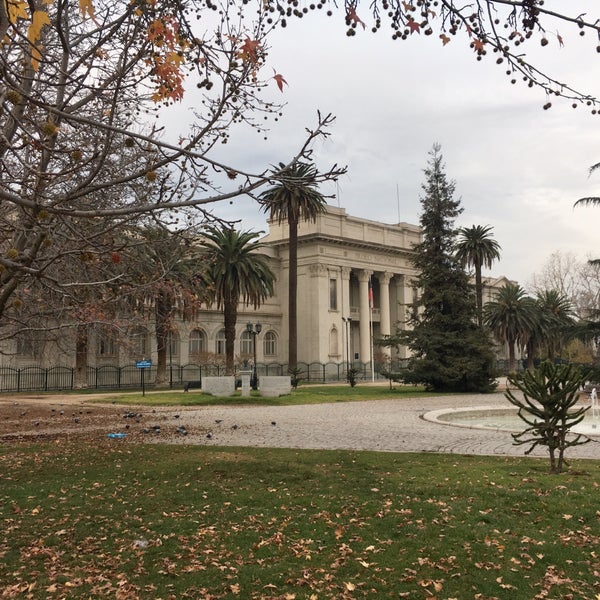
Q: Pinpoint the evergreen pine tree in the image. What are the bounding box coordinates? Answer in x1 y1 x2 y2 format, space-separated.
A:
397 145 497 392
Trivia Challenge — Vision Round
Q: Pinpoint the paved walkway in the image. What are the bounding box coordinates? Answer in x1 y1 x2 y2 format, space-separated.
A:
157 392 600 460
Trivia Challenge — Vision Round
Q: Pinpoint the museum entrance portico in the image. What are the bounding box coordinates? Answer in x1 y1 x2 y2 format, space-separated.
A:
265 206 423 365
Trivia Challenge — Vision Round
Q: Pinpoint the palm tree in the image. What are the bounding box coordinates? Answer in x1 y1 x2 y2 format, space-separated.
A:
258 161 327 369
455 224 501 327
535 289 575 361
484 282 536 372
201 226 275 375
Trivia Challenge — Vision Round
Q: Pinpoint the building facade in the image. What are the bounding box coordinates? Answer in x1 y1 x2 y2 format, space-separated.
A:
3 205 515 371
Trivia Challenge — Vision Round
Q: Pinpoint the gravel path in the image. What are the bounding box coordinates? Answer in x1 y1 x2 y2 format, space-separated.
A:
3 392 600 460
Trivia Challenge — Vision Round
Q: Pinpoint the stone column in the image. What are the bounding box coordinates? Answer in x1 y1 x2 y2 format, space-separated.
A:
357 269 372 362
378 272 392 358
341 267 351 320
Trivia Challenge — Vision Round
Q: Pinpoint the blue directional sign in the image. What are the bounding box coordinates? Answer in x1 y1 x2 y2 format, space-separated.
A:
136 359 152 369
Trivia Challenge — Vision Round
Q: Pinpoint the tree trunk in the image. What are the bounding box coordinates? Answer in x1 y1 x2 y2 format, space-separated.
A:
287 218 298 370
526 339 536 370
475 263 483 328
74 324 88 388
154 294 170 386
224 296 237 376
508 336 516 373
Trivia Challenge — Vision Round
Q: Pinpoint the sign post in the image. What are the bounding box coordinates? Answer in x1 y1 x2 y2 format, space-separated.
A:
136 359 152 396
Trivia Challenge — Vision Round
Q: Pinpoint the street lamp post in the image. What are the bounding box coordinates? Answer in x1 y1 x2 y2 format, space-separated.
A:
246 322 262 390
342 317 352 379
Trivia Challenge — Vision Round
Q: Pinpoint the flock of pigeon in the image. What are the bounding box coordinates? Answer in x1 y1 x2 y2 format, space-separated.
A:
5 403 277 443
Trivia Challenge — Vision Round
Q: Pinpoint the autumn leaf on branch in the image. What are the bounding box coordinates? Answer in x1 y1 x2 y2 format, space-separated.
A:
273 70 288 92
78 0 95 21
27 9 51 71
472 38 485 53
407 19 420 34
346 7 365 30
440 33 451 46
6 0 28 23
146 16 188 102
238 37 261 64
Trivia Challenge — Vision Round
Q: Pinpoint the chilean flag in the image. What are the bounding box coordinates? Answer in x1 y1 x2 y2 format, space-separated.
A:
368 278 373 309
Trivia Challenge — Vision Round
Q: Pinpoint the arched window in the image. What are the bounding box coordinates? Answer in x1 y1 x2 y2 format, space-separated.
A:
329 326 339 356
263 331 277 357
215 329 226 355
240 330 253 355
189 329 206 356
167 330 179 357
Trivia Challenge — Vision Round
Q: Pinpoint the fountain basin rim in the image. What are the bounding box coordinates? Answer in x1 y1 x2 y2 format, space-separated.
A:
423 405 600 436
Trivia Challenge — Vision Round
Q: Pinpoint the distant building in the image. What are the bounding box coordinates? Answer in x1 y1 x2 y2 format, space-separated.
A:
3 205 515 371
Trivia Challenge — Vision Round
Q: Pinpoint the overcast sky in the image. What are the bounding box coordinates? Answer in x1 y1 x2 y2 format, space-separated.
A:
165 1 600 287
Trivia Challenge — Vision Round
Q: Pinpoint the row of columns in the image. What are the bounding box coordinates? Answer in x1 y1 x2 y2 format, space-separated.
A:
355 270 394 362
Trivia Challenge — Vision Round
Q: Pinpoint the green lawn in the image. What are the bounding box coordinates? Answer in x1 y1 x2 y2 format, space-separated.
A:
85 384 446 407
1 441 599 599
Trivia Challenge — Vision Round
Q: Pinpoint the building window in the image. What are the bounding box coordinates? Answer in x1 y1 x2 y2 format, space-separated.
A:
240 330 253 355
96 329 116 357
215 329 226 355
189 329 206 356
263 331 277 357
16 332 42 358
329 278 338 310
168 330 179 357
129 327 148 357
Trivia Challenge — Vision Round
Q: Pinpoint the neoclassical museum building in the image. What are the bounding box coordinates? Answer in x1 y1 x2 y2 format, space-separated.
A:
3 205 513 372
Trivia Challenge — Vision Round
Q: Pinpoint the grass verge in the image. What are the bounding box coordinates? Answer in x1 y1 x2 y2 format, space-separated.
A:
1 442 599 599
84 385 446 407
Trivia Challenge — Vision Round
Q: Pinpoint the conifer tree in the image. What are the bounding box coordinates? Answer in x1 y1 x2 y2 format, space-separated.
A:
394 144 496 392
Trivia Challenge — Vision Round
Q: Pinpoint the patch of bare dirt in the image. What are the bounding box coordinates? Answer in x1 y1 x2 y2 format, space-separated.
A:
0 396 206 445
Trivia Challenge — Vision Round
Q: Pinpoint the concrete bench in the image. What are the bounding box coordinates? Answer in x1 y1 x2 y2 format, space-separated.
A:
259 375 292 398
202 376 236 397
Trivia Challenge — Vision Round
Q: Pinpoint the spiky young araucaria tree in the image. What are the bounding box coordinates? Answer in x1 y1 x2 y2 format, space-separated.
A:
506 361 589 474
392 144 496 392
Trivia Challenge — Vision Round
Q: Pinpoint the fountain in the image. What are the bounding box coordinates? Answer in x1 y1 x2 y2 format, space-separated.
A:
424 391 600 437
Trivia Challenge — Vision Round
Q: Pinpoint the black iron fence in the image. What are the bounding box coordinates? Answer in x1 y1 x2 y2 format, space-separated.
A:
0 359 517 393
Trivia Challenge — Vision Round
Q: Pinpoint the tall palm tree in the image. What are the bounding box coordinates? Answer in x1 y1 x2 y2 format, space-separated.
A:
484 282 536 372
535 289 575 361
201 226 275 375
258 162 327 369
455 224 501 327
